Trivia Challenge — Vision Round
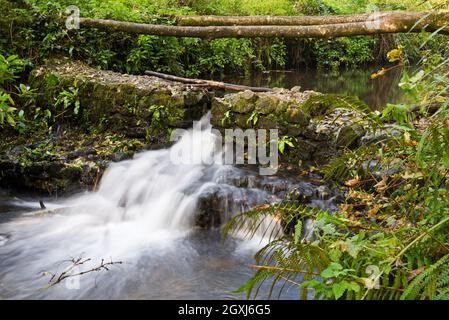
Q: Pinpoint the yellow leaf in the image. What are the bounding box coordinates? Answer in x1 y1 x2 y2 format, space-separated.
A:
367 204 380 218
404 131 418 147
339 203 352 213
435 96 446 103
387 48 403 62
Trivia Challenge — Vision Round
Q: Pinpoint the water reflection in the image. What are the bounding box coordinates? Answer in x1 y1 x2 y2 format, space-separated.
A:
222 66 408 110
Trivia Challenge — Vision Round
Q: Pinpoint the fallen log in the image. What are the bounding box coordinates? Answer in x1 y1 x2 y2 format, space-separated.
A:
144 70 273 92
174 11 393 26
79 11 449 38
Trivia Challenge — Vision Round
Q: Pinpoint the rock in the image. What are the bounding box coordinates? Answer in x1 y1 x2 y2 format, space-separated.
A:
361 125 402 144
359 159 401 180
316 185 331 200
32 59 212 138
230 90 257 113
285 106 309 125
255 94 279 114
67 147 97 160
196 188 229 228
109 152 132 162
286 186 314 204
209 86 368 167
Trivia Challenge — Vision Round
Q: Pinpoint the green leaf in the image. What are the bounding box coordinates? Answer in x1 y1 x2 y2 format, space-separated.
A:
6 114 16 127
332 282 347 300
74 100 80 115
153 110 160 121
347 240 362 258
321 262 343 278
279 141 285 154
294 220 302 245
329 248 342 262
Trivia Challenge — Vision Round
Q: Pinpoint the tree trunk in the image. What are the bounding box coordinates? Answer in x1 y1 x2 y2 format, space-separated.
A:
79 11 449 38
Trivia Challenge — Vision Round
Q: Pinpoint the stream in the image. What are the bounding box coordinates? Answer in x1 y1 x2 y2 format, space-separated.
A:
0 67 407 300
0 115 315 299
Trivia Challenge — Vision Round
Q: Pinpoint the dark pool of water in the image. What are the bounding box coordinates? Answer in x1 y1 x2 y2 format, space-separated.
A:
222 66 409 109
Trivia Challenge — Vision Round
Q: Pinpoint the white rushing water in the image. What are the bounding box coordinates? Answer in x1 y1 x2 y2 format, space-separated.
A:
0 114 283 299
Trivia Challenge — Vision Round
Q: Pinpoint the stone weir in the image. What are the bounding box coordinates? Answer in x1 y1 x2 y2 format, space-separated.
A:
0 59 366 194
211 88 365 167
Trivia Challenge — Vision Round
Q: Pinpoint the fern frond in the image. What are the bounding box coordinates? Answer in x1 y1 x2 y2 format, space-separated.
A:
222 202 332 299
221 202 327 243
401 254 449 300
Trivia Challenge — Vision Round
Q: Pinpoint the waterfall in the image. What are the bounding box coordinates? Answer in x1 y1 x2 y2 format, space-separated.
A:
86 113 225 232
0 113 277 298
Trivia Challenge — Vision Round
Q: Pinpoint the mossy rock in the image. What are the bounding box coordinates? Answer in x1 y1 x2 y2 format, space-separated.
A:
255 94 280 115
285 105 310 126
230 90 257 113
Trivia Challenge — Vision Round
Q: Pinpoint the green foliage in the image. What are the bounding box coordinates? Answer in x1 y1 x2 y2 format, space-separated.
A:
0 54 27 131
224 30 449 300
148 104 167 123
0 91 20 128
0 54 24 86
401 254 449 300
314 37 375 70
5 0 430 78
277 135 295 154
246 110 260 126
55 84 81 115
221 110 234 126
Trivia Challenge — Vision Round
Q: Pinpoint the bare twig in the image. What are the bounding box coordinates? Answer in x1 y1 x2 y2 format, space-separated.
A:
42 255 123 288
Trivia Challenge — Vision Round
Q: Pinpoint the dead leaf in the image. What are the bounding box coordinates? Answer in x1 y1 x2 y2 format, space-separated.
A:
339 203 353 213
401 171 424 179
272 209 282 221
371 68 386 79
345 175 361 188
374 176 388 193
407 267 426 281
